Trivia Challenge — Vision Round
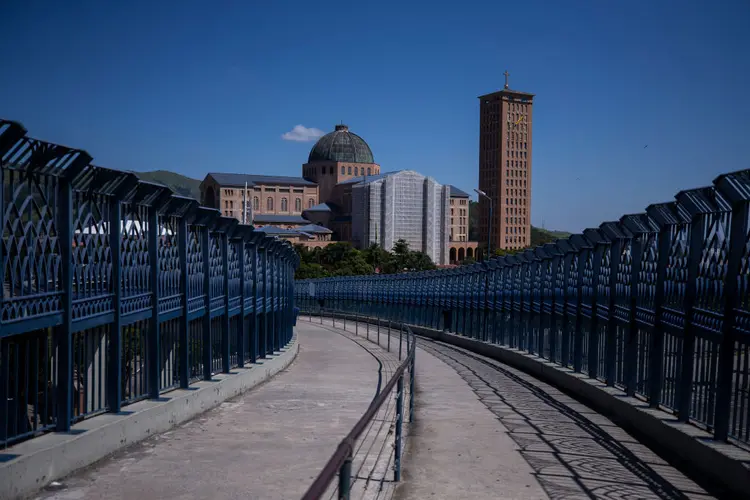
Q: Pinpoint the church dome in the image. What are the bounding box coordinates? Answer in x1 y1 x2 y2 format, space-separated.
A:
308 125 374 164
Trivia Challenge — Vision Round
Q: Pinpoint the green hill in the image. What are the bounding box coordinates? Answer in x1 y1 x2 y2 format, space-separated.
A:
530 226 571 246
134 170 202 199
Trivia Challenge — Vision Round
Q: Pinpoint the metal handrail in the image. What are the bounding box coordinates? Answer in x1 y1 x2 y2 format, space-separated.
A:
300 309 416 500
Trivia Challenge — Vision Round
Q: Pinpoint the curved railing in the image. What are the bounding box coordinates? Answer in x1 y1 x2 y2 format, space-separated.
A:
0 119 300 448
298 308 416 500
295 168 750 448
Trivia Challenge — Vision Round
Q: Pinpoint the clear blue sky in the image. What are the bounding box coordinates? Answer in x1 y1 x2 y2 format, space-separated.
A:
1 1 748 232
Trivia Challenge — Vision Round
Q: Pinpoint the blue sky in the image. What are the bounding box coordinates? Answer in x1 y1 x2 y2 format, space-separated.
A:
1 1 748 232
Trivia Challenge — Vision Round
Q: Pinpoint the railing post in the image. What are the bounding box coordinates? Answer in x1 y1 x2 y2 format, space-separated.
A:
107 196 123 412
263 243 273 358
409 350 415 423
202 227 212 381
178 218 189 388
572 249 586 373
560 252 572 367
394 374 404 481
221 231 230 373
676 212 706 421
605 236 621 386
387 320 391 352
399 328 403 360
147 204 160 398
547 254 559 363
275 250 280 349
377 316 380 345
714 175 749 441
338 452 352 500
624 232 643 397
647 212 671 407
237 238 245 368
586 236 605 380
55 175 74 431
250 239 259 364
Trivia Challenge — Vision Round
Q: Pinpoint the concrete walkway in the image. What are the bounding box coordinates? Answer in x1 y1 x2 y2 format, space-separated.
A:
397 340 715 500
394 343 549 500
37 323 382 500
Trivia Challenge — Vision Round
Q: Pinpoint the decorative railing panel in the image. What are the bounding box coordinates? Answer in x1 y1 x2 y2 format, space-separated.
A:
158 215 181 315
0 119 299 448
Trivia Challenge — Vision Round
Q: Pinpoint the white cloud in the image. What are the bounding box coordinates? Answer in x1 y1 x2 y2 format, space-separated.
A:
281 125 325 142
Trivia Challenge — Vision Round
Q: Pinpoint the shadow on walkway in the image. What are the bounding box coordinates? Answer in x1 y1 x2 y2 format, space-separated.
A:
421 341 716 500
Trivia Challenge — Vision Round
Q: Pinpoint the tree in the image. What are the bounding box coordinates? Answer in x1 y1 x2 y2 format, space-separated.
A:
293 238 436 278
362 243 390 271
295 262 329 279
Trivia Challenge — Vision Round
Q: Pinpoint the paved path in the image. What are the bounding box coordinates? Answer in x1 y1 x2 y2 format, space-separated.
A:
396 339 715 500
37 322 385 500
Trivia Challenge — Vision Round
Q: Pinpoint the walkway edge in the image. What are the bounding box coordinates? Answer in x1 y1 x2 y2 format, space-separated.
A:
0 335 299 500
409 325 750 497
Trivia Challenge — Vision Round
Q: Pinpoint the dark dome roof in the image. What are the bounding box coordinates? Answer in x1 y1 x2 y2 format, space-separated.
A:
308 125 374 164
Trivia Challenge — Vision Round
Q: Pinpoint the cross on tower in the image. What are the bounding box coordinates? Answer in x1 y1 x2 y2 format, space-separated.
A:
503 70 510 89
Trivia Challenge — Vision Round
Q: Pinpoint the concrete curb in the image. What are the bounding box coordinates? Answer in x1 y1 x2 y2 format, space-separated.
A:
0 335 299 500
408 325 750 498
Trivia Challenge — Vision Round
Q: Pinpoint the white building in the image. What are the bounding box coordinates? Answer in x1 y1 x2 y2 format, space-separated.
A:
351 170 450 265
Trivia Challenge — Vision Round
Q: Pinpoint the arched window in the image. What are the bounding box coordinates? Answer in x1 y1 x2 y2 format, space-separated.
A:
330 166 334 174
281 197 288 211
308 198 315 208
341 166 345 175
354 167 359 176
348 166 352 175
267 197 273 211
367 167 371 175
253 196 259 210
295 198 301 211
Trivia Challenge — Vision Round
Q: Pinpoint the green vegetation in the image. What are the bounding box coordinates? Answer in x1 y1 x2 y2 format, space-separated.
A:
135 170 202 199
294 240 437 279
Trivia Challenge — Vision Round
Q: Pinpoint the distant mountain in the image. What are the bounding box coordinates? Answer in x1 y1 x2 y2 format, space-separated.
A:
135 170 201 199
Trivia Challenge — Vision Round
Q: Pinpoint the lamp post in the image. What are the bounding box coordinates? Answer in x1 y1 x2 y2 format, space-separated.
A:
474 188 493 258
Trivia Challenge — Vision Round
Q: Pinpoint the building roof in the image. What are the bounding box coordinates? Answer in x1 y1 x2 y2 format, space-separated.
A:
478 88 535 100
256 226 300 235
449 185 470 198
297 223 333 234
303 202 333 212
308 125 375 164
336 170 402 186
207 173 316 187
252 214 311 224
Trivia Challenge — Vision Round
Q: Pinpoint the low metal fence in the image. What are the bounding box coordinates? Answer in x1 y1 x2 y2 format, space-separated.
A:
0 118 299 448
299 308 416 500
296 168 750 448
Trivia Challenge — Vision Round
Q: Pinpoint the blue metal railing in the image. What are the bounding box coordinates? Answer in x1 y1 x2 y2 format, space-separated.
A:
296 168 750 447
0 118 299 448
